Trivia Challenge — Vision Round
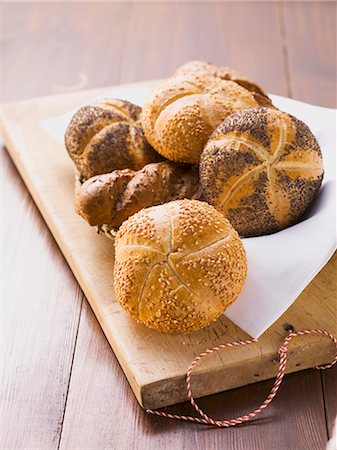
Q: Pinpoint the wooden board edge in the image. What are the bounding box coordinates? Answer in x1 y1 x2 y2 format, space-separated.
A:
0 78 164 118
1 94 336 410
140 336 336 409
1 118 145 406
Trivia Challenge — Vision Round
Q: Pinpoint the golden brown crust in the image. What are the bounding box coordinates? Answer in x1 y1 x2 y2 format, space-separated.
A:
65 98 162 180
114 199 247 334
74 169 134 226
200 107 324 237
174 60 273 107
141 74 263 164
75 161 202 230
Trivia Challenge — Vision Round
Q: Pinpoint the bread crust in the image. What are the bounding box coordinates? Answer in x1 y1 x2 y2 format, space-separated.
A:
65 98 161 180
200 107 324 237
114 199 247 334
174 60 273 107
75 161 202 230
141 74 266 164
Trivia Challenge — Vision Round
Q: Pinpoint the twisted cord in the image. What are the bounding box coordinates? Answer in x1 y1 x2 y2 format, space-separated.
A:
146 329 337 427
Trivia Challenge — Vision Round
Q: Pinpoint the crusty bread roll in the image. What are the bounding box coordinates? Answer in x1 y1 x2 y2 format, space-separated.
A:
141 74 267 164
174 60 272 107
200 107 324 237
114 199 247 334
75 161 201 231
65 98 161 180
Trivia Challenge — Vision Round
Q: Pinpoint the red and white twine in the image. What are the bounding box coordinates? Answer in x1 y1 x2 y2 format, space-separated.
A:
146 329 337 427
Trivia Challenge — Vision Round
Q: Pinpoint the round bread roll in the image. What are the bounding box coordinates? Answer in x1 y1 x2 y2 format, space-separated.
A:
65 98 161 180
141 74 267 164
174 60 272 107
200 107 324 237
114 199 247 334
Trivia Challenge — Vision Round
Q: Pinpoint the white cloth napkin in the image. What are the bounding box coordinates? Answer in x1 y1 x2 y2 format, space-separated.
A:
40 86 336 338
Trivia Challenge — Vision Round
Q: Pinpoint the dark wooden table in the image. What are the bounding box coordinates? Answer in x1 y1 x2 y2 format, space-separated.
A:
2 2 336 449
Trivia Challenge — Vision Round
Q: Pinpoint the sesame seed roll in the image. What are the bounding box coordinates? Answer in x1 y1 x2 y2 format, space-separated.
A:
114 199 247 334
174 60 273 107
141 74 272 165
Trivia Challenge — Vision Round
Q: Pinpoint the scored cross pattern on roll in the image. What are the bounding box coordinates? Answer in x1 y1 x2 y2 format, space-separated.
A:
65 98 162 180
141 74 273 164
200 107 324 237
114 200 247 334
173 60 273 107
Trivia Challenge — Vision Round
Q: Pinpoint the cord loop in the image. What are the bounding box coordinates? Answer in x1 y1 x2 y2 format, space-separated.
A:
146 329 337 427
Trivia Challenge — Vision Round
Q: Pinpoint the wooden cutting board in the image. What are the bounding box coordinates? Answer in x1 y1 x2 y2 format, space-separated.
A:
1 81 336 410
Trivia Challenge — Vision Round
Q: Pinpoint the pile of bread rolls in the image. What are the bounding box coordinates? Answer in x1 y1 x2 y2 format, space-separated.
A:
65 61 324 334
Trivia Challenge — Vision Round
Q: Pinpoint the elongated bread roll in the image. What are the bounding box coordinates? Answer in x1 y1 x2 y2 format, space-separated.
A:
65 98 161 180
200 107 324 237
141 74 268 164
114 200 247 334
75 161 201 230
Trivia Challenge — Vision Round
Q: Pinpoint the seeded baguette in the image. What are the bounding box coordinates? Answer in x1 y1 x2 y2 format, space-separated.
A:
114 199 247 334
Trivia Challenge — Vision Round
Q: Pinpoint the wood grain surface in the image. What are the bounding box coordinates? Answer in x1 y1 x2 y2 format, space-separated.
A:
2 2 336 449
2 83 336 410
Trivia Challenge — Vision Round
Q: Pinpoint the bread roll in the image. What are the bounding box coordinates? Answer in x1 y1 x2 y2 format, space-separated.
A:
174 60 272 107
141 73 270 165
200 107 324 237
65 98 161 180
75 161 201 230
114 199 247 334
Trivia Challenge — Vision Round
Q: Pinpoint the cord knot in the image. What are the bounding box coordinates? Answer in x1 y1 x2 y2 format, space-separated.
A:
278 345 288 356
